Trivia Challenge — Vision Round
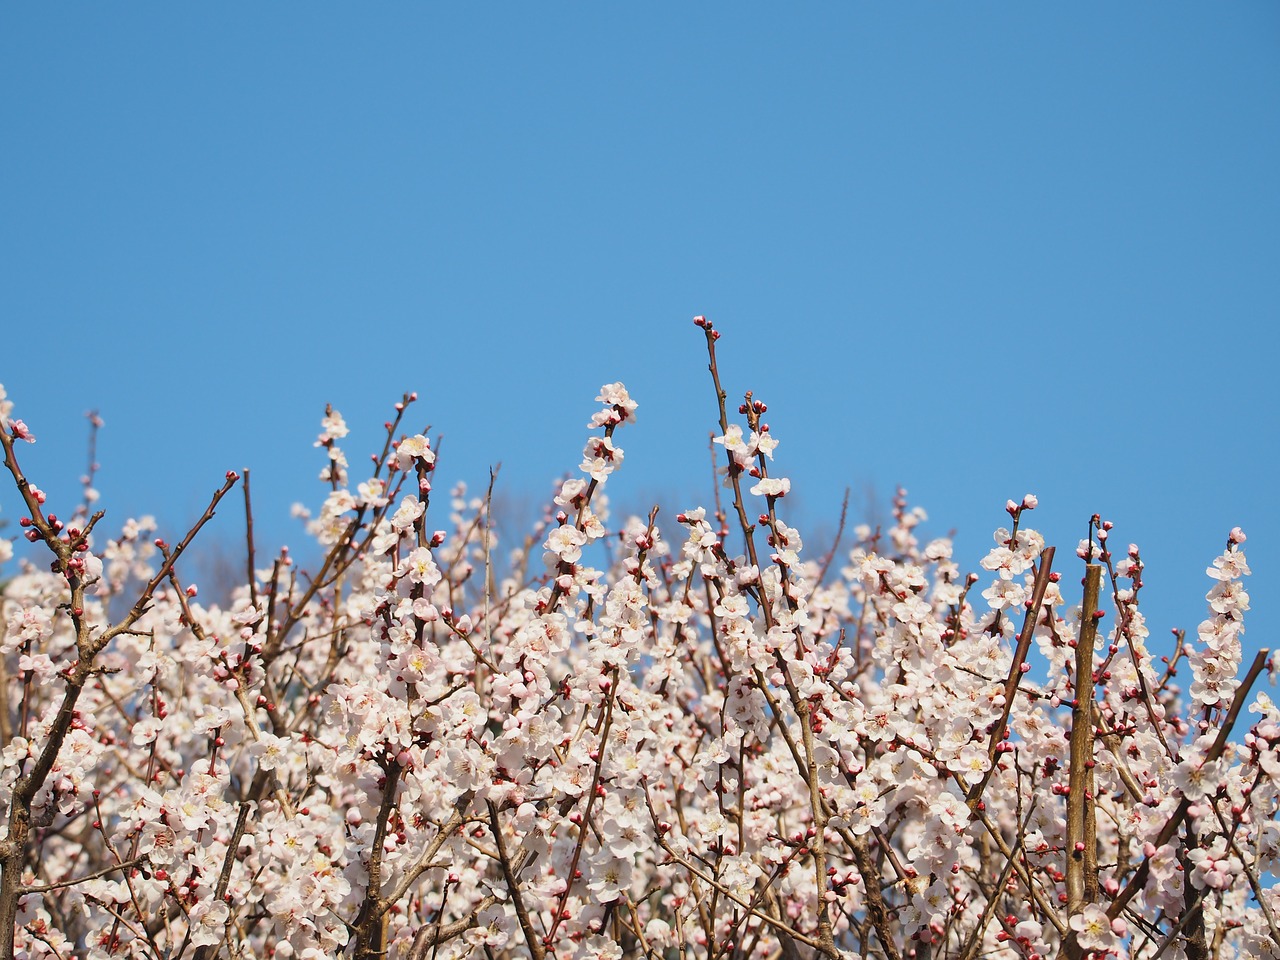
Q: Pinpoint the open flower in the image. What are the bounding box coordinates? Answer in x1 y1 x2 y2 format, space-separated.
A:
1069 904 1116 952
749 476 790 498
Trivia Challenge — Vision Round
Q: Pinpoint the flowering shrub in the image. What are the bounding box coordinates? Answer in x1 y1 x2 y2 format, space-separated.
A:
0 320 1272 960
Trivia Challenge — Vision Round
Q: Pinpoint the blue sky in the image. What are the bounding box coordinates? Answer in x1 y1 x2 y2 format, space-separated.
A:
3 6 1277 661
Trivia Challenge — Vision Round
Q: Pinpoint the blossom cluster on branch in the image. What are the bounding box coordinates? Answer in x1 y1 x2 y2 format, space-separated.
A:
0 326 1272 960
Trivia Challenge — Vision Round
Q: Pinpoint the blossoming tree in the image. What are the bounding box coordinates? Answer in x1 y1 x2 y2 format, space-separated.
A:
0 320 1272 960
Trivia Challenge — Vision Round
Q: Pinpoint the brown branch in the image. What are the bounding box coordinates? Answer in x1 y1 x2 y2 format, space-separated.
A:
1065 563 1102 959
352 761 404 959
486 800 546 960
958 798 1036 960
243 467 259 609
849 834 903 960
654 834 833 954
98 473 240 652
816 487 850 586
1107 647 1271 920
20 856 149 895
966 546 1055 812
699 322 766 606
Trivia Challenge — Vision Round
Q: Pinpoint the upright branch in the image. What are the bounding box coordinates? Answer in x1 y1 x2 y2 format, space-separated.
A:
243 467 259 609
697 316 765 581
966 545 1055 812
1065 562 1102 957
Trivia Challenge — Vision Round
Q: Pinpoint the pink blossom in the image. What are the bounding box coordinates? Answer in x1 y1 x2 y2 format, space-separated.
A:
1069 904 1115 952
749 476 790 498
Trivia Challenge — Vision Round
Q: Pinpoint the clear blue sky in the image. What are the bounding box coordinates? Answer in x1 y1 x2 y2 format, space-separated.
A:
3 6 1277 660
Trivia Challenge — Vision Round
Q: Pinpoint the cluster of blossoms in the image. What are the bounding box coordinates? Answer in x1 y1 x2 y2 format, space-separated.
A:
0 324 1272 960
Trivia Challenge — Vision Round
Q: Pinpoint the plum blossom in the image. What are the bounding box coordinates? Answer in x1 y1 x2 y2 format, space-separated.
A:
395 433 435 470
0 368 1272 960
981 577 1025 610
315 409 348 444
752 429 778 459
749 476 790 498
714 422 750 458
1207 549 1251 580
465 904 512 949
390 493 425 532
592 382 638 426
131 717 163 747
5 604 53 649
1069 905 1116 952
555 477 588 506
586 853 634 903
251 731 293 771
581 435 623 481
187 898 230 947
546 524 588 563
402 546 441 586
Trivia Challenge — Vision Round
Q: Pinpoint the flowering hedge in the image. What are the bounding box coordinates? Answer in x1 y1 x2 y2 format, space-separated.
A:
0 319 1272 960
